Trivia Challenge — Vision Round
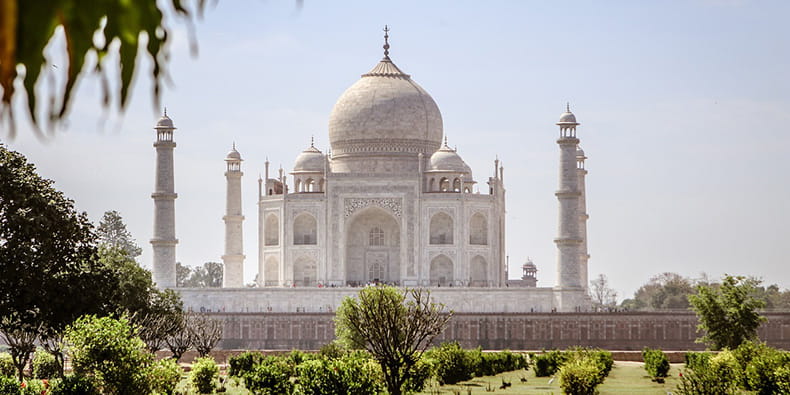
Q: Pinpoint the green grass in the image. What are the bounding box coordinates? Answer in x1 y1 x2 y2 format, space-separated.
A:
418 362 686 394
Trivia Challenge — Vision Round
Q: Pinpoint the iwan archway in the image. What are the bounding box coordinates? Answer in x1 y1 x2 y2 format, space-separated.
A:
344 206 401 286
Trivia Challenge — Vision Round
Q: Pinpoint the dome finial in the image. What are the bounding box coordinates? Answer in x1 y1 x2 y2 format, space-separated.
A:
383 25 390 58
566 102 570 113
232 141 236 150
163 106 167 116
310 135 315 148
444 135 448 146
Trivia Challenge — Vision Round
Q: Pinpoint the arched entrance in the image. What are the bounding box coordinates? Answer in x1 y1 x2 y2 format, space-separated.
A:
345 207 401 286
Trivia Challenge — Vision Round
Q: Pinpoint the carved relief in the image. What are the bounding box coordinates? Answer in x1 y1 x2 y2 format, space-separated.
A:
344 198 403 218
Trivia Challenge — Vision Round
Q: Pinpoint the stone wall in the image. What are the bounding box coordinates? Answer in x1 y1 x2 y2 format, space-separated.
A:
209 311 790 351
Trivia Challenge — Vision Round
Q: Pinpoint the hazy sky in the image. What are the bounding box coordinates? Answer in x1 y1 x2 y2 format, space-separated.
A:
4 1 789 300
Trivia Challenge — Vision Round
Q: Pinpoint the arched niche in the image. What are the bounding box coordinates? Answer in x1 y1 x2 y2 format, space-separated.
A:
264 256 279 286
293 213 317 245
470 255 487 287
469 212 487 245
430 255 453 286
430 212 454 245
345 207 400 286
264 214 279 246
293 255 317 287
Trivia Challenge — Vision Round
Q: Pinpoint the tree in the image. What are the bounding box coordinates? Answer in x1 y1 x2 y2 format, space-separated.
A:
623 272 696 310
589 274 618 309
66 315 153 395
0 1 205 135
0 144 116 379
177 261 223 287
189 313 224 357
97 210 142 258
688 275 767 350
335 286 452 395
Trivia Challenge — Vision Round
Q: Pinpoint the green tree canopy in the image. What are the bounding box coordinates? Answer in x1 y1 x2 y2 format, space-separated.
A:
97 210 142 258
177 261 223 287
688 274 767 350
0 144 117 379
622 272 696 311
335 286 452 395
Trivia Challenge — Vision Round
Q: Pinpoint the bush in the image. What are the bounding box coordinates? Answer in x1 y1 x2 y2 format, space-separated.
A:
0 375 19 395
66 315 152 395
559 358 603 395
318 342 347 360
403 357 434 394
472 349 529 377
642 348 670 379
775 365 790 394
32 349 60 379
243 356 294 395
745 348 790 395
427 342 474 385
533 350 569 377
190 357 219 394
684 352 711 372
733 341 769 389
20 379 47 395
149 358 182 395
676 365 737 395
228 351 263 377
0 352 16 378
295 354 383 395
50 375 99 395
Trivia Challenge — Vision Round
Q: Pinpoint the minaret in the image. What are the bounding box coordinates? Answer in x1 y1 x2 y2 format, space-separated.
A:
151 110 178 288
222 144 245 288
554 104 583 290
577 146 590 291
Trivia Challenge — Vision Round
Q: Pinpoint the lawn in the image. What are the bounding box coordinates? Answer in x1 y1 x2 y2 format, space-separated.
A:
418 362 686 394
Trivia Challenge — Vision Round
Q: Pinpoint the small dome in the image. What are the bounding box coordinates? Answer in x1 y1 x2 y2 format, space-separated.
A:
557 104 579 126
429 143 472 175
155 113 175 129
293 144 325 173
576 147 585 158
225 146 242 161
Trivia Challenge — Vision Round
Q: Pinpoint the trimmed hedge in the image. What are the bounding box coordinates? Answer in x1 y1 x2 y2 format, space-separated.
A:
642 348 670 379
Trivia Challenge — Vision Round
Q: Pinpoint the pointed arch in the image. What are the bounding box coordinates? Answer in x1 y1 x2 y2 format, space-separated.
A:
264 214 279 246
453 178 461 192
430 212 454 245
469 212 488 245
293 255 317 287
264 256 279 286
293 213 317 245
430 255 454 286
439 177 450 192
470 255 487 287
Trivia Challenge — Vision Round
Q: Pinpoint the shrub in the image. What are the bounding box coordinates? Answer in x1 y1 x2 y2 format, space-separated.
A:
295 354 383 395
0 375 19 395
50 375 99 395
318 342 347 360
0 352 16 378
228 351 263 377
20 379 47 395
533 350 569 377
403 357 434 394
733 341 769 389
559 358 603 395
32 349 60 379
642 348 670 379
149 358 182 395
676 365 737 395
243 356 294 395
745 348 790 395
684 352 711 371
427 342 474 385
581 349 613 378
66 315 152 395
190 357 219 394
472 349 529 377
775 365 790 394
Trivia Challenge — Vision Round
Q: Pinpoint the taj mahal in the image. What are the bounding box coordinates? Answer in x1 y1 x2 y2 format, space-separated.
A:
149 29 592 313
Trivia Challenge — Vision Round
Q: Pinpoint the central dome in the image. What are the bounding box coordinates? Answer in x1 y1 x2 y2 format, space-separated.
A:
328 54 443 173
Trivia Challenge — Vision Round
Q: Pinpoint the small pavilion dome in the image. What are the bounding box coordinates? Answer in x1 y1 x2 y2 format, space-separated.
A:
557 103 579 126
293 143 325 173
225 145 242 161
429 141 472 175
155 113 175 129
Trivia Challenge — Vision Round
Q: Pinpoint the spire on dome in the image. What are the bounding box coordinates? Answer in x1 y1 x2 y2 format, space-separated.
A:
566 102 570 113
311 135 315 148
383 25 390 58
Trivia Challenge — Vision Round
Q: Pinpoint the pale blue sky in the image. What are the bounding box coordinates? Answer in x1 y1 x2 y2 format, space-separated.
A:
5 1 790 300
